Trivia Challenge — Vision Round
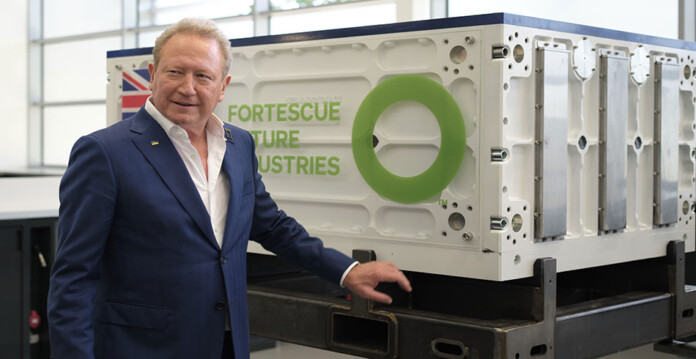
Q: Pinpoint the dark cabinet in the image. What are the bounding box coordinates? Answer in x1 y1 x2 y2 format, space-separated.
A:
0 218 56 359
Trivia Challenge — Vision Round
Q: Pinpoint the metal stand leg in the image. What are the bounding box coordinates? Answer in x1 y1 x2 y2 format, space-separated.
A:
655 240 696 357
505 257 556 359
327 249 399 359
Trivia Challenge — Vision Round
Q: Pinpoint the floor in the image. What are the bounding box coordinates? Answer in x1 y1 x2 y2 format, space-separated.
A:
251 341 358 358
250 341 685 358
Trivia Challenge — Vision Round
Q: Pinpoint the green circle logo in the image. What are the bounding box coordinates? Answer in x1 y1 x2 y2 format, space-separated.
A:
352 75 467 203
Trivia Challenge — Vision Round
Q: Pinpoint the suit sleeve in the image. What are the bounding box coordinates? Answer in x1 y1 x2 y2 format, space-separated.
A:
48 135 117 359
244 133 355 284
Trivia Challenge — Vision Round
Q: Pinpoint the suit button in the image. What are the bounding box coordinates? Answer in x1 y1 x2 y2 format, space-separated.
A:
220 256 228 264
215 301 226 310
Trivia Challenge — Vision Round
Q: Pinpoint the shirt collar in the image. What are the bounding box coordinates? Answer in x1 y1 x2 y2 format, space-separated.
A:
145 97 225 140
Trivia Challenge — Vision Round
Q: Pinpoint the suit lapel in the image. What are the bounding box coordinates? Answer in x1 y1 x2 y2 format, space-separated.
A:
130 109 219 250
220 126 242 251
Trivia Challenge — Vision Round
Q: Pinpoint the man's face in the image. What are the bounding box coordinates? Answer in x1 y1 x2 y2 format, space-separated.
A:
148 33 231 129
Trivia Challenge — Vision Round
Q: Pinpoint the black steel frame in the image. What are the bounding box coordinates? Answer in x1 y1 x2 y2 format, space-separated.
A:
247 241 696 359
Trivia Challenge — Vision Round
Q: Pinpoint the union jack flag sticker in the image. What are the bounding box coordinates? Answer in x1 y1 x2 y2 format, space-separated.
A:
121 68 151 120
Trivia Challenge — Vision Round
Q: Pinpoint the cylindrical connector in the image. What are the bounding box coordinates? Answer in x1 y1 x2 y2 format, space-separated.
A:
492 45 509 59
491 148 509 162
490 217 508 231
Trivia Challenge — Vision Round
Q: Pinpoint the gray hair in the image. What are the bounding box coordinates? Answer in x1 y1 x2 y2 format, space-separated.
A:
153 18 232 76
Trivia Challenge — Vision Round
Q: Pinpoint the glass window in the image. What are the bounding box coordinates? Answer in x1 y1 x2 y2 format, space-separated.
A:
138 31 161 48
43 37 122 102
271 0 360 11
218 19 255 40
43 0 122 38
139 0 253 27
449 0 678 39
271 2 396 34
43 104 107 166
31 0 401 167
138 19 254 48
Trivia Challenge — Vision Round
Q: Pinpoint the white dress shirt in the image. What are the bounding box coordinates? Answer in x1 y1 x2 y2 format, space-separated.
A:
146 99 229 249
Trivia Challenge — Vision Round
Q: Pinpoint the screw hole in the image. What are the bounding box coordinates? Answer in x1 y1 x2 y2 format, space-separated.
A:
578 135 587 150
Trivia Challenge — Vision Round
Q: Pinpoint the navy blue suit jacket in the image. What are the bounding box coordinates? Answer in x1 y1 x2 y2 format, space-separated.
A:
48 107 355 359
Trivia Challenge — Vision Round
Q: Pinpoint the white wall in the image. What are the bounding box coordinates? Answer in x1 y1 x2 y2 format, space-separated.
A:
0 0 28 169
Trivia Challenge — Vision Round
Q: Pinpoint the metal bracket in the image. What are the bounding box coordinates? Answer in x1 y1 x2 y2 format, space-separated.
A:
653 240 696 357
505 257 556 359
327 249 399 359
667 240 696 339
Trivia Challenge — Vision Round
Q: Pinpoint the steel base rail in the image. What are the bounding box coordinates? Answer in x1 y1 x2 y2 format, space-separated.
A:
248 241 696 359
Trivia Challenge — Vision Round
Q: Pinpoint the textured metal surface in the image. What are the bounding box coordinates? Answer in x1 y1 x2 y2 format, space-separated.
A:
599 49 628 232
535 43 569 240
653 59 680 225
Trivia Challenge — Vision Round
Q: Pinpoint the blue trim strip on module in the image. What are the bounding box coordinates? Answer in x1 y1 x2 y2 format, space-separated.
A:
107 12 696 58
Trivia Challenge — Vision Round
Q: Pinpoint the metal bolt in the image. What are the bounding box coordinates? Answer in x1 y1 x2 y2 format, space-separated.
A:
462 232 473 241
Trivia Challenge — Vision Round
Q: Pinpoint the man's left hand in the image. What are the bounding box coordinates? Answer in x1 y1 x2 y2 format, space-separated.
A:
343 262 412 304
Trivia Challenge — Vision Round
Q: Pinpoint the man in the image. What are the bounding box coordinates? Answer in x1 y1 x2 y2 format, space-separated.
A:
48 18 411 359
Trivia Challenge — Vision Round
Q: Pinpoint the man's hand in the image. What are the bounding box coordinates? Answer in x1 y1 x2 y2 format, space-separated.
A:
343 262 412 304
